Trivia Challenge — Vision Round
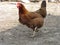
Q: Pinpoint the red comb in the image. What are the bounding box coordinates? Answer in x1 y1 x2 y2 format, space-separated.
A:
16 2 20 5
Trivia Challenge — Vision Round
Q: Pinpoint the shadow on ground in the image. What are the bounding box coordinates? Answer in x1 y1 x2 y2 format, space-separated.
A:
0 14 60 45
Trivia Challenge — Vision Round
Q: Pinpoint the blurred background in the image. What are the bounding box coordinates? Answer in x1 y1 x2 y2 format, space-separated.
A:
0 0 60 3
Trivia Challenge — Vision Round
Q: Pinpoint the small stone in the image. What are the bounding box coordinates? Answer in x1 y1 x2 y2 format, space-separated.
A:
1 38 4 40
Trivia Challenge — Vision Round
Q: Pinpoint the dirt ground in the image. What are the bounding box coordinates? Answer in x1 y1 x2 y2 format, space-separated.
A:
0 2 60 45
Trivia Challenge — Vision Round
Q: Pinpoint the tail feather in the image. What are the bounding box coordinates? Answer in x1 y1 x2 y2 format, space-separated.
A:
41 0 46 8
35 0 47 18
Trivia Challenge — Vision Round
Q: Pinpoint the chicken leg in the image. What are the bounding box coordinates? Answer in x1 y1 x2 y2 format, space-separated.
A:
31 27 37 37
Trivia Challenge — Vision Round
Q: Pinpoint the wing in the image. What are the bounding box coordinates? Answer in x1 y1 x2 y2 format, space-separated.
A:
26 12 42 20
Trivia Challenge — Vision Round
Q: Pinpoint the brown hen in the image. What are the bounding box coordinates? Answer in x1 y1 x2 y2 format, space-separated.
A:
16 0 46 37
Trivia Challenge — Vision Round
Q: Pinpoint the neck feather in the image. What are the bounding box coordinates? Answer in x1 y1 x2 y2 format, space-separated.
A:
19 6 28 14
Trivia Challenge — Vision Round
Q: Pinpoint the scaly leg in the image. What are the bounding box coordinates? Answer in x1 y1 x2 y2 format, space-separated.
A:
31 31 36 37
31 27 37 37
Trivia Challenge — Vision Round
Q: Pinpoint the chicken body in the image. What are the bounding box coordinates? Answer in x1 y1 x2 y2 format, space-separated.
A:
19 12 44 30
16 0 46 37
